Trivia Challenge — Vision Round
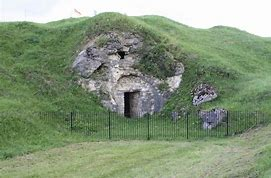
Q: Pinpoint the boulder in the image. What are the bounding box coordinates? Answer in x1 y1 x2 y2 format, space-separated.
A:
199 108 227 129
72 50 102 78
192 84 217 106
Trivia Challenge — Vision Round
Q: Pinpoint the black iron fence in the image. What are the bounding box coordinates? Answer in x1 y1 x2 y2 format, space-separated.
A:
38 111 270 140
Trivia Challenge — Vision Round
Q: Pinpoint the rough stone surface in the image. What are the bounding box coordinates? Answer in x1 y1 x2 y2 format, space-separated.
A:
72 32 184 116
166 75 182 92
199 108 227 129
192 84 217 106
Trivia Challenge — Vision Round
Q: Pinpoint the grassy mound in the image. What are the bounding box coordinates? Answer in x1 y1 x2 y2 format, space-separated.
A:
0 12 271 159
1 12 271 112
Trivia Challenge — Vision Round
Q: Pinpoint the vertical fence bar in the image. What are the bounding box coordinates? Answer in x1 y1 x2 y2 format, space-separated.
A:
186 112 189 139
108 111 111 140
255 111 259 125
226 111 229 136
147 114 150 140
70 111 73 133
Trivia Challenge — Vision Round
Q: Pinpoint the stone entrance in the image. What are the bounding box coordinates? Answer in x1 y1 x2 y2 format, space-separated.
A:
72 31 185 117
124 91 140 118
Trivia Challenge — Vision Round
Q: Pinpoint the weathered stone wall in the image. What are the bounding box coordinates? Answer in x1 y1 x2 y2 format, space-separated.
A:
72 32 184 116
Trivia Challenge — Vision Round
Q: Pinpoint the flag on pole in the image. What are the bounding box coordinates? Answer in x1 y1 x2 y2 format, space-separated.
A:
74 9 82 16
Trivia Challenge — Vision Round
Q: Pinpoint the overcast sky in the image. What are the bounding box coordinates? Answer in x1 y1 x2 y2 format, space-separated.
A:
0 0 271 37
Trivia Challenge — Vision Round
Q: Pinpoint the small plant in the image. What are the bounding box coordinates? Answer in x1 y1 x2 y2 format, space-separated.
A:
95 35 109 47
137 44 177 79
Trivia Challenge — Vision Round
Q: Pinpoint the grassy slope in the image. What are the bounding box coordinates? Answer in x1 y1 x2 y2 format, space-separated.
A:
135 15 271 112
1 13 271 113
0 17 104 159
0 124 271 178
0 12 271 160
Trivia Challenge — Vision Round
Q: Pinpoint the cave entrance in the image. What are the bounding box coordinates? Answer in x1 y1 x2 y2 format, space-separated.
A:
124 91 140 118
117 51 126 59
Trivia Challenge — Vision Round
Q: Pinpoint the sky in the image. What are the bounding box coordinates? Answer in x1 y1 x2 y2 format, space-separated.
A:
0 0 271 37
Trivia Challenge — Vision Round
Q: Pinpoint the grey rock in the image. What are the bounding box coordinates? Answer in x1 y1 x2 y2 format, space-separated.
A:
192 84 217 106
106 49 118 55
86 47 100 58
124 38 139 46
72 52 102 78
199 108 227 129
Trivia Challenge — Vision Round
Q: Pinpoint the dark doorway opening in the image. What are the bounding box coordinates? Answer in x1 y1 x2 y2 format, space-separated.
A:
117 51 126 59
124 91 140 118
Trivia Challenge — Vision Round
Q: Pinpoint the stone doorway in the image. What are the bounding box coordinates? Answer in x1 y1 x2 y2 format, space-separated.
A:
124 91 140 118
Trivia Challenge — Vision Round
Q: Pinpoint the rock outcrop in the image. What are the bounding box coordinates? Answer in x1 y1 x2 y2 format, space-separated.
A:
72 32 184 117
192 84 217 106
199 108 227 129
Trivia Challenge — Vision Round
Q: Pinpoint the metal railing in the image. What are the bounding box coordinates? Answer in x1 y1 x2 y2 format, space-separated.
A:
38 111 270 140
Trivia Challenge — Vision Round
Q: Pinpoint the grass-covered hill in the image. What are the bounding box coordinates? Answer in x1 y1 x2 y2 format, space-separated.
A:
1 12 271 113
0 12 271 160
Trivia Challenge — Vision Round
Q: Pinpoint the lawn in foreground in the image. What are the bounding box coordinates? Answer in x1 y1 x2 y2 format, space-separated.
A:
0 125 271 178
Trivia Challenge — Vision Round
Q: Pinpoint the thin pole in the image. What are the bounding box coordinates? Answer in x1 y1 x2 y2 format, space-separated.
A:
108 111 111 140
70 112 73 133
147 114 150 140
226 111 229 136
186 112 189 139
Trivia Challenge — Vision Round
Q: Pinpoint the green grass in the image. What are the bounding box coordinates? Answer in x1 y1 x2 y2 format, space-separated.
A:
0 112 96 160
1 12 271 165
137 15 271 112
0 124 271 178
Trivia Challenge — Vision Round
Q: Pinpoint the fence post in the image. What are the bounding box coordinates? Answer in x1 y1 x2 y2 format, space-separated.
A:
147 114 150 140
186 112 189 139
70 111 74 133
255 111 260 125
226 111 229 136
108 111 111 140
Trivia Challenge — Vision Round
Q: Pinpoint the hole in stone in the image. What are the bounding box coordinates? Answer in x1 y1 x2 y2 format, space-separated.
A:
124 91 140 118
117 51 126 59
